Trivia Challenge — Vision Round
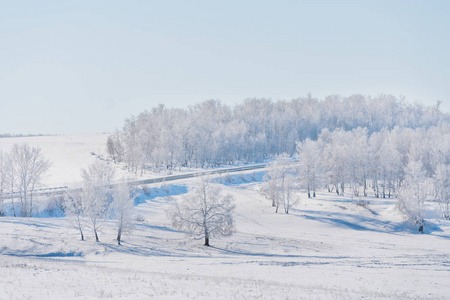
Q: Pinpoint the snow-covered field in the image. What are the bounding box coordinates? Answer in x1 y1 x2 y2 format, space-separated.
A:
1 135 449 299
0 134 109 187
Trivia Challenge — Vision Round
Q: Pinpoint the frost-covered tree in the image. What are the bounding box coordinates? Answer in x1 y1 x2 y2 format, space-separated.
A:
5 153 17 217
169 177 235 246
11 144 51 217
106 133 124 164
321 129 351 195
0 150 7 216
397 161 428 232
377 132 403 198
296 139 322 198
64 189 85 240
434 164 450 220
81 161 115 242
262 154 297 214
112 182 135 245
260 172 278 207
347 128 370 197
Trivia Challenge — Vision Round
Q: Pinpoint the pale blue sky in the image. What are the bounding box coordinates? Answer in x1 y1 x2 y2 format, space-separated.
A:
1 0 449 134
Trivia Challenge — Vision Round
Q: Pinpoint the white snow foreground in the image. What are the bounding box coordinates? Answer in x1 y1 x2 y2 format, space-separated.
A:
1 177 450 300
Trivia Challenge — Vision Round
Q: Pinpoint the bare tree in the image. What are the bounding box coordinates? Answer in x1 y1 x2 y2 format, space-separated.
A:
112 182 135 245
64 189 85 240
260 172 278 207
11 144 51 217
6 154 17 217
81 161 115 242
106 136 117 163
397 161 428 232
434 164 450 220
106 132 125 164
262 154 297 214
296 139 322 198
0 150 7 216
169 177 235 246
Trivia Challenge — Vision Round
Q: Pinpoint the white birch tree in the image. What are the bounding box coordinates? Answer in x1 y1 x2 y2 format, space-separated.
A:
11 144 51 217
397 161 428 232
296 139 322 198
64 189 85 240
81 161 115 242
0 150 7 216
434 164 450 220
112 182 135 245
169 177 235 246
262 154 297 214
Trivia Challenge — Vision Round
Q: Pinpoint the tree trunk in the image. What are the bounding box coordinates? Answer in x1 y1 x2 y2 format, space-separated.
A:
11 197 16 217
204 235 209 246
117 228 122 245
363 179 367 197
11 181 16 217
375 178 379 198
29 190 33 217
95 230 99 242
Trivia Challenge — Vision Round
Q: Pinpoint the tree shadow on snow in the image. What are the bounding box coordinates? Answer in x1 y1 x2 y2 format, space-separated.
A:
292 208 398 232
291 208 445 235
208 245 349 261
134 223 178 233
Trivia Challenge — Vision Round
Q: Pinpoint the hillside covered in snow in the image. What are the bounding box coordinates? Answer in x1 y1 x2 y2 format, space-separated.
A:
0 133 449 299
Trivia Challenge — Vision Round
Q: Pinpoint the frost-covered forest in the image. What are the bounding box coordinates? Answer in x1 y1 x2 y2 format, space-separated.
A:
107 95 447 170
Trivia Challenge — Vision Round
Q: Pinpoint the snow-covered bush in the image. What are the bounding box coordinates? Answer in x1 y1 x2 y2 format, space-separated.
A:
42 195 65 217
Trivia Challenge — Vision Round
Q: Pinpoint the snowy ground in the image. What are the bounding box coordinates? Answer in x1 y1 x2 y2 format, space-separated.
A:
0 134 110 187
1 135 449 299
0 134 253 189
1 176 449 299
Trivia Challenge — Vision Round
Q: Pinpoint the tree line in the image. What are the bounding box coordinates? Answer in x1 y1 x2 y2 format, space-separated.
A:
266 123 450 229
106 95 447 173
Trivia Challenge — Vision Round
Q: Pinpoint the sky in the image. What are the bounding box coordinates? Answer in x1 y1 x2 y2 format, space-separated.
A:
0 0 449 135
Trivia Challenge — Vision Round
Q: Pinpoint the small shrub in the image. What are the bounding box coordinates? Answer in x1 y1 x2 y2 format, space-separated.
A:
43 196 65 217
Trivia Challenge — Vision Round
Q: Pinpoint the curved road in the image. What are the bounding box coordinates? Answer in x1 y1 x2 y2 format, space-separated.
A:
2 163 269 199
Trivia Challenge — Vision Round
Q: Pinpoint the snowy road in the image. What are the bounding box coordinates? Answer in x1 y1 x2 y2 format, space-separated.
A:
129 163 267 185
1 163 269 199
